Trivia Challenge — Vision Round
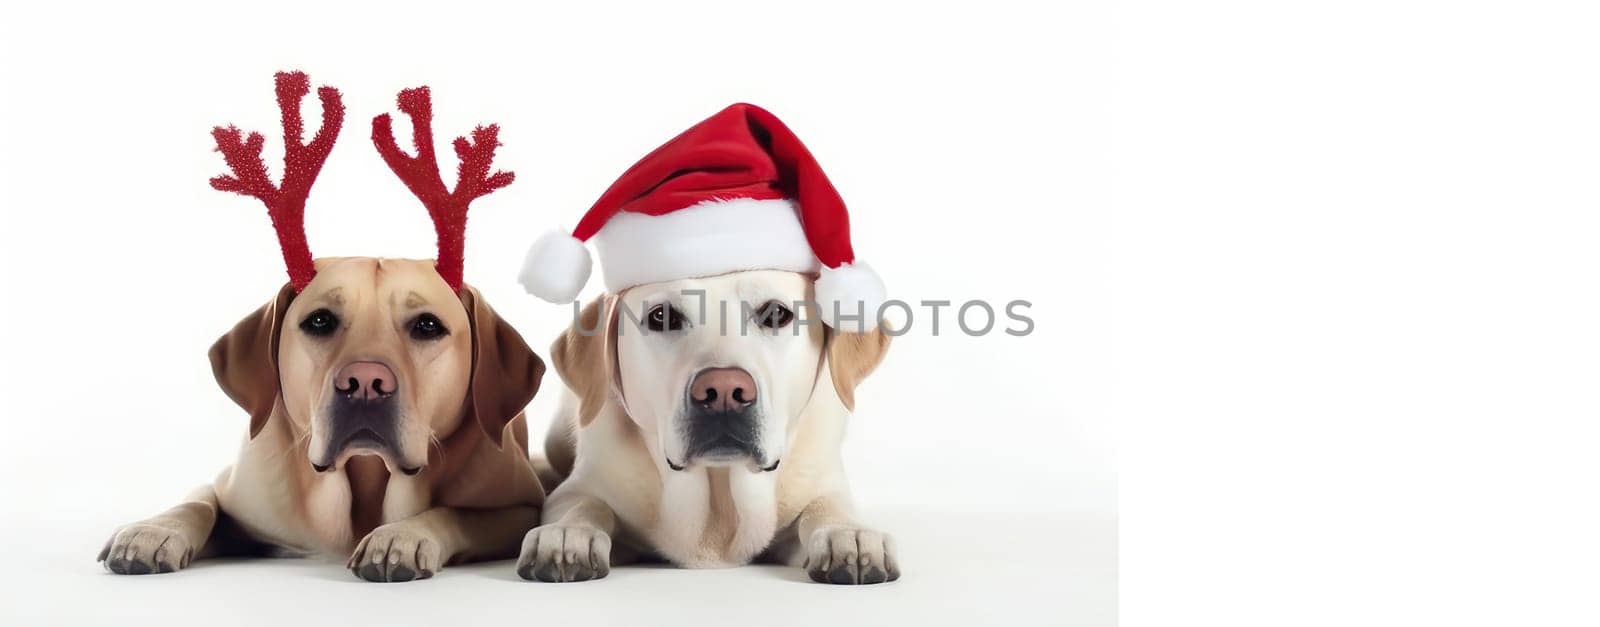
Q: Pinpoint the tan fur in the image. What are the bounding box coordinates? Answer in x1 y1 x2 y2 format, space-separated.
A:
549 297 614 428
827 327 891 410
516 271 899 584
100 258 545 581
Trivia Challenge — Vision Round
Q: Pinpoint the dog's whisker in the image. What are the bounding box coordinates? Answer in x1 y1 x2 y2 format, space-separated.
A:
265 430 315 467
428 433 446 467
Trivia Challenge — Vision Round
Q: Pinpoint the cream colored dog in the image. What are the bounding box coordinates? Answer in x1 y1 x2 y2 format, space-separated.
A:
98 258 546 581
517 270 895 584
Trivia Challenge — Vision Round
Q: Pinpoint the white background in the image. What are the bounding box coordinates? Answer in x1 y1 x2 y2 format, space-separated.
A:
1116 1 1600 625
0 1 1114 626
5 2 1597 626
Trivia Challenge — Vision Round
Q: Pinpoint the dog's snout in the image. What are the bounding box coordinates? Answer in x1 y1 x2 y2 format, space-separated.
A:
690 368 757 411
333 361 397 401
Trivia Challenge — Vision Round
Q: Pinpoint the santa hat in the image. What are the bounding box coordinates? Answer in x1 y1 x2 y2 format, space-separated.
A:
519 103 885 331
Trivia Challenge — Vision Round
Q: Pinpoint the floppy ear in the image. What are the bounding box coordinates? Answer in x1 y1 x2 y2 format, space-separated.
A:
551 296 621 428
459 286 546 447
209 283 297 438
826 327 891 411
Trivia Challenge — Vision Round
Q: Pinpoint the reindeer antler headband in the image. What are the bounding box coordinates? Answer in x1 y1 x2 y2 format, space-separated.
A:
210 71 514 292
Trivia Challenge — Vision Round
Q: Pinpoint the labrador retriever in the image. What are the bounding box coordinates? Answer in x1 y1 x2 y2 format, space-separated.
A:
98 260 545 580
98 72 544 581
516 270 895 584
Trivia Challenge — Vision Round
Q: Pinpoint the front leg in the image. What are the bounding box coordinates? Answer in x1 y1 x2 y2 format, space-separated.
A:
796 494 900 585
98 485 218 575
516 493 616 582
348 505 539 582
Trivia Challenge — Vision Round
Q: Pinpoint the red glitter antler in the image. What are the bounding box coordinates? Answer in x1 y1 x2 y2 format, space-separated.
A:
210 71 345 291
372 86 515 292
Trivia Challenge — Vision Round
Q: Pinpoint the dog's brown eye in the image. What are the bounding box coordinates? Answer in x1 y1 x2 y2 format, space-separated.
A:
753 301 795 329
646 304 687 332
299 309 339 337
409 313 449 341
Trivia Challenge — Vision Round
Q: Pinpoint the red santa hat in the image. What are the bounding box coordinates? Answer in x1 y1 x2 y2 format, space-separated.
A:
519 103 885 330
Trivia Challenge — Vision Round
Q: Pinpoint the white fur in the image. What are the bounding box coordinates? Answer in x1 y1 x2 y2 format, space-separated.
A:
544 272 846 568
654 467 717 566
520 229 593 303
815 261 887 332
591 198 819 293
725 470 779 560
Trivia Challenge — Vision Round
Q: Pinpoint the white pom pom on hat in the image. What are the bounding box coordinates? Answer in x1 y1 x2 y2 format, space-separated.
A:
518 103 885 331
815 262 887 332
518 229 591 304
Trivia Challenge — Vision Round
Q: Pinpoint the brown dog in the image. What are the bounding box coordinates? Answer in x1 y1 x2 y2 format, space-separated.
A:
98 72 544 581
100 260 544 580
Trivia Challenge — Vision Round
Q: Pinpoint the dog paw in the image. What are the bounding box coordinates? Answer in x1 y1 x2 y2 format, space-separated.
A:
804 526 900 585
516 524 611 582
98 522 194 575
347 523 442 582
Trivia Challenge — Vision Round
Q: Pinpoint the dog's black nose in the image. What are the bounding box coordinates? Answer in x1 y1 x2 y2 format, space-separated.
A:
690 368 756 412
